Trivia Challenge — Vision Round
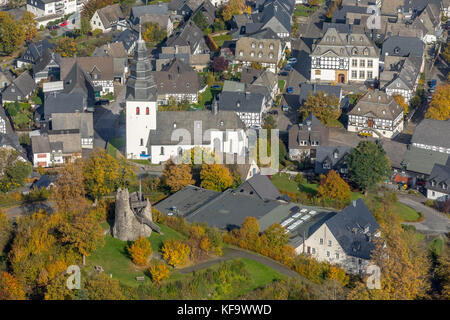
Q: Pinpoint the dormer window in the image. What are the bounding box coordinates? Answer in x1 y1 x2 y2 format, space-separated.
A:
239 51 243 56
430 180 436 187
251 42 256 48
269 43 274 50
363 48 369 56
269 53 274 59
258 52 263 58
250 51 255 57
258 43 263 49
333 151 339 159
236 101 240 108
352 48 358 55
442 182 448 190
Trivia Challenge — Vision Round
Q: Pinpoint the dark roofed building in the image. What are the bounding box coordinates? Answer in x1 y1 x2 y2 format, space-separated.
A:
217 91 266 128
33 48 60 84
16 39 55 68
92 42 128 84
166 20 207 55
411 119 450 153
314 146 351 175
235 174 282 201
288 114 329 161
381 36 425 62
1 72 36 104
298 83 343 106
112 28 139 54
426 158 450 202
90 4 126 33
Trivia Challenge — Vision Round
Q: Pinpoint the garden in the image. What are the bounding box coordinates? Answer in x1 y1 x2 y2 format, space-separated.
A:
4 101 34 130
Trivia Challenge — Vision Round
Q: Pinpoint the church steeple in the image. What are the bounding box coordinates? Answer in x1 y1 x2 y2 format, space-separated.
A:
126 24 157 101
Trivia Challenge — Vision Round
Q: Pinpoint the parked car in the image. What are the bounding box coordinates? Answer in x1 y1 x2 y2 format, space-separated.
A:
282 104 289 111
427 95 432 102
284 66 293 72
60 21 68 27
288 58 297 64
286 86 293 94
210 84 221 89
428 79 437 88
279 71 289 76
95 99 109 106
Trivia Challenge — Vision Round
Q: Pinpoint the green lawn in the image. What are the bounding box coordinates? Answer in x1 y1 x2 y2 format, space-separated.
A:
429 238 443 255
294 5 319 17
278 80 285 92
198 86 221 107
393 202 421 222
212 34 232 47
236 258 285 296
107 138 125 159
87 223 186 287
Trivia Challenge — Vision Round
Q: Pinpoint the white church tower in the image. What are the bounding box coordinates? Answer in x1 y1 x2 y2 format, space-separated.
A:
125 27 158 159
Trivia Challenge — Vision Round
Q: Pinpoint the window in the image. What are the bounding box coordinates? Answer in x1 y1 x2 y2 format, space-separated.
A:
269 44 274 50
250 51 255 57
239 51 243 56
140 138 143 146
258 43 263 49
258 52 263 58
328 240 332 247
360 60 365 67
315 70 321 75
320 238 324 245
312 248 316 254
160 147 164 155
327 251 330 257
335 253 339 260
146 107 149 115
269 53 274 59
251 42 256 48
352 59 357 67
352 70 357 78
359 71 365 79
367 59 373 67
367 71 373 79
136 107 140 115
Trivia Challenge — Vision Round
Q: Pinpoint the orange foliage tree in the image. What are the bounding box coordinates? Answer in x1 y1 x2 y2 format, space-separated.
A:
317 170 351 208
0 272 26 300
425 84 450 120
161 239 191 267
148 260 170 284
162 159 195 192
128 236 152 266
392 94 408 114
200 163 233 192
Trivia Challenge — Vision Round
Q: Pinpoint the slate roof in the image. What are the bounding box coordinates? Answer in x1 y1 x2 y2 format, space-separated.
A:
381 55 421 90
235 174 282 201
96 4 124 29
289 114 329 150
43 91 86 120
48 130 82 154
32 135 51 154
426 160 450 195
32 48 60 76
411 119 450 150
240 68 264 84
402 146 450 175
59 56 114 82
61 61 97 106
1 72 36 102
381 36 425 61
166 20 204 53
18 39 55 65
92 42 128 59
0 106 23 154
314 146 351 175
348 90 403 120
113 29 139 52
51 112 94 140
299 83 342 105
149 110 245 145
131 3 169 24
218 91 265 113
153 58 200 95
325 199 380 260
235 36 282 65
139 13 171 30
32 174 56 189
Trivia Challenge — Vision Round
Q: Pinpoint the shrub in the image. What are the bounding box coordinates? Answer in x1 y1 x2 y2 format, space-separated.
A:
127 236 152 266
148 260 170 284
161 239 190 267
92 28 103 36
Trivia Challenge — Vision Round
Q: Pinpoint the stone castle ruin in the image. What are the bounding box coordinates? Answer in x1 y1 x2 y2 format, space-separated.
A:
113 188 161 241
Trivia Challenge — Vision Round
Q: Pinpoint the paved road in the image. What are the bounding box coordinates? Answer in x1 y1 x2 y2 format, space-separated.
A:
398 196 450 235
179 246 302 279
4 201 55 219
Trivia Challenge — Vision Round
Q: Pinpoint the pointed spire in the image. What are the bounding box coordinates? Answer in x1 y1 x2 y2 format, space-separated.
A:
138 23 142 42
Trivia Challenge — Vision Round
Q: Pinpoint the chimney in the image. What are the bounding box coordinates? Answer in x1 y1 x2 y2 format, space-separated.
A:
212 97 218 115
353 200 357 207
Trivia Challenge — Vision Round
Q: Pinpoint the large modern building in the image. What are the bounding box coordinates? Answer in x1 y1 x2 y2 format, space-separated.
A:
310 28 379 84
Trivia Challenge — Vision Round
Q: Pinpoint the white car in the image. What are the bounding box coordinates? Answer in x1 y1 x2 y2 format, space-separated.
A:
288 58 297 63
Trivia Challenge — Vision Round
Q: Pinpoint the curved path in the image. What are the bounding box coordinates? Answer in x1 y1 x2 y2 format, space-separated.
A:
179 246 302 279
398 196 450 235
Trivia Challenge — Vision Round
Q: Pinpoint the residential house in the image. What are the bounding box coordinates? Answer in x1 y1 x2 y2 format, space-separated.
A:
192 0 216 26
112 28 139 54
153 58 201 105
0 68 13 90
31 130 82 167
310 28 380 84
16 39 55 68
443 0 450 17
426 158 450 202
235 174 282 201
1 72 36 105
234 36 283 73
165 20 207 55
288 114 329 161
297 199 380 275
217 90 266 128
32 49 60 84
227 157 261 182
51 112 94 149
130 3 173 36
314 146 351 176
381 36 425 72
240 68 264 84
157 45 210 72
26 0 77 18
410 2 442 44
0 106 25 155
298 83 343 106
90 4 126 33
92 42 128 84
248 69 279 105
380 55 422 103
411 119 450 155
31 174 57 190
59 56 115 95
347 90 404 139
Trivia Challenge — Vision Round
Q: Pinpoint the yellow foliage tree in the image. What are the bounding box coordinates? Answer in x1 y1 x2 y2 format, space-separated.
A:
392 94 408 115
128 236 152 266
148 260 170 284
200 163 233 191
0 272 26 300
162 239 191 267
425 84 450 120
20 11 38 43
222 0 245 21
317 170 351 207
326 265 349 286
300 91 341 126
54 37 77 57
162 159 194 192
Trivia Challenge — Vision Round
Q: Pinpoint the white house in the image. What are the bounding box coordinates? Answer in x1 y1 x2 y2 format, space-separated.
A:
234 37 283 74
296 199 381 275
310 28 379 84
26 0 76 18
426 160 450 202
90 4 126 33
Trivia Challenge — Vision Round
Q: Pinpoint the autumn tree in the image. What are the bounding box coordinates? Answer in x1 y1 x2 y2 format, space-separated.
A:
142 22 166 44
0 12 25 55
83 149 135 200
212 56 229 73
83 272 125 300
317 170 351 207
0 272 25 300
193 11 209 31
200 164 233 191
162 239 191 267
162 159 194 192
80 16 92 35
425 84 450 120
442 44 450 64
20 11 38 43
148 260 170 284
0 147 32 192
392 94 408 114
54 37 77 57
0 211 12 254
52 161 87 213
345 141 391 191
348 210 430 300
82 0 116 20
8 0 26 8
127 236 152 266
436 235 450 299
222 0 245 21
300 91 341 126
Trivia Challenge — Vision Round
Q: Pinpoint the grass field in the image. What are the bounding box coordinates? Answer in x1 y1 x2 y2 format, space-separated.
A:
87 223 186 287
107 138 125 159
393 202 421 222
429 237 443 255
212 34 232 47
278 80 285 92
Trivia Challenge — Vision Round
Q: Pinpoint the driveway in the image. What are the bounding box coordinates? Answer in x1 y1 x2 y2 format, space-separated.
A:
179 246 302 280
398 196 450 235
